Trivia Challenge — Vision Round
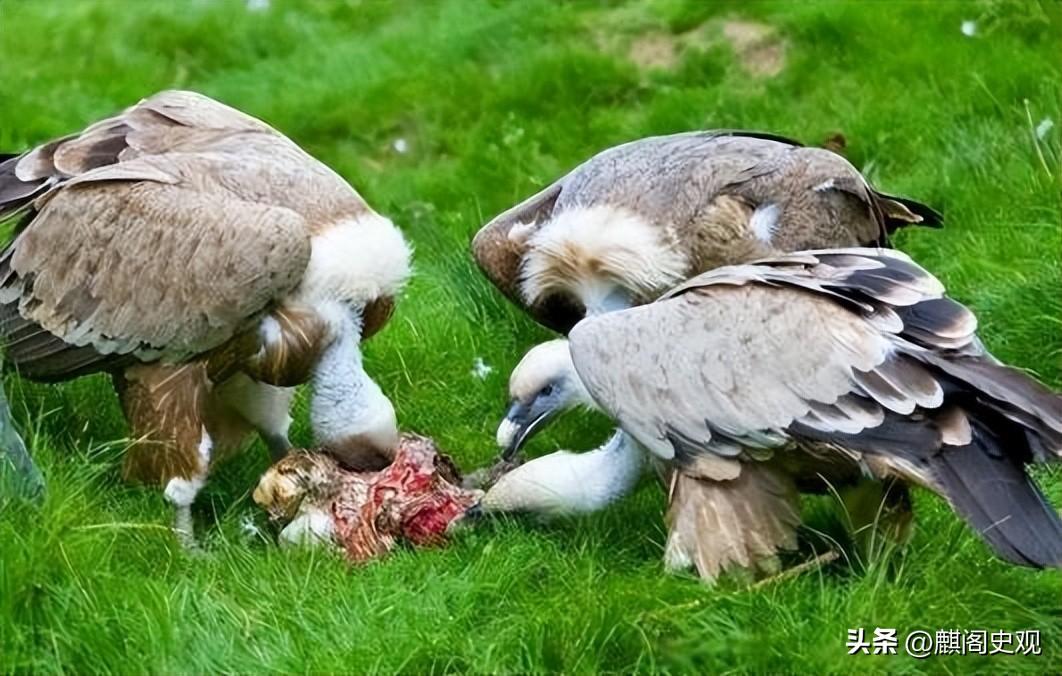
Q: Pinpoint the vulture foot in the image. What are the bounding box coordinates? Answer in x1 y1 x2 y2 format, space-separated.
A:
838 478 913 565
750 550 842 590
172 504 207 555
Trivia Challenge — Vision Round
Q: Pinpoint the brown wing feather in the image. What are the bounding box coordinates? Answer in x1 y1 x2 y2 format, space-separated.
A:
0 178 310 379
1 91 265 219
0 155 46 216
0 91 395 380
470 132 940 335
471 181 578 332
663 462 800 581
7 90 365 223
0 299 138 380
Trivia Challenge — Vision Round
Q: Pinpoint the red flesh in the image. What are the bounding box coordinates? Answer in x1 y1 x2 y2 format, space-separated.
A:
330 435 479 562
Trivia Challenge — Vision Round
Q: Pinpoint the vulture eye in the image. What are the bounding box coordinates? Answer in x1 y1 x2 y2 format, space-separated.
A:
540 384 554 397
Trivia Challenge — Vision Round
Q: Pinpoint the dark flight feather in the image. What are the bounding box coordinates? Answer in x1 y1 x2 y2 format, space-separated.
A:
930 420 1062 567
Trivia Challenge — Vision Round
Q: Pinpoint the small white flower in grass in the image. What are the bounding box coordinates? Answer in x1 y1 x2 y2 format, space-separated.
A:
961 20 976 37
392 138 409 154
1036 118 1054 140
240 513 263 539
471 357 494 380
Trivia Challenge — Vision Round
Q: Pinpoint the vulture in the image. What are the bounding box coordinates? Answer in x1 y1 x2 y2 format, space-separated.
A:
0 91 411 544
472 130 941 335
471 130 942 576
479 249 1062 578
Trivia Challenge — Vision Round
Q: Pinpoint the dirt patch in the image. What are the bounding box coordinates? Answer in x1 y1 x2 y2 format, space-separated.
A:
719 20 786 77
819 132 848 156
628 32 679 71
588 8 787 79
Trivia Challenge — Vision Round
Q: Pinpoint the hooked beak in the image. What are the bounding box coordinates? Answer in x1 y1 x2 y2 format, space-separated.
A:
461 502 484 522
497 400 557 460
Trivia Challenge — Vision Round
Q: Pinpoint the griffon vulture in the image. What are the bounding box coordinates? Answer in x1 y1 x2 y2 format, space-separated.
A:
472 130 942 573
480 249 1062 579
472 130 940 335
0 91 411 543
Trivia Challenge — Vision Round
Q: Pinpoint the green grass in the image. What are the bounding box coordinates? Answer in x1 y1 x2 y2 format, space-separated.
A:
1 0 1060 672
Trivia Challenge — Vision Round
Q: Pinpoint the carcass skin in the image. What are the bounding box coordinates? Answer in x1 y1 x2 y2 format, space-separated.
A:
254 434 482 562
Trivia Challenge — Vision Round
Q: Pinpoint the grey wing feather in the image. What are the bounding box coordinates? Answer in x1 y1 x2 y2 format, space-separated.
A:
573 247 1062 569
569 248 1062 467
569 264 893 465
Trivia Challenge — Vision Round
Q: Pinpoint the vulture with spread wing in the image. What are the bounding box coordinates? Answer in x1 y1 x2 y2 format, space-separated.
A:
481 249 1062 579
0 91 411 543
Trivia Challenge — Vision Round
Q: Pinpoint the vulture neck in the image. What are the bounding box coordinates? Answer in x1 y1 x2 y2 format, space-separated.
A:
310 307 397 454
560 431 644 511
487 431 644 514
579 281 632 315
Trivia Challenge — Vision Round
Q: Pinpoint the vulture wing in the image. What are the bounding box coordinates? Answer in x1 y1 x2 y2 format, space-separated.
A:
566 131 939 249
0 91 354 380
569 249 903 466
570 248 1062 567
471 181 573 332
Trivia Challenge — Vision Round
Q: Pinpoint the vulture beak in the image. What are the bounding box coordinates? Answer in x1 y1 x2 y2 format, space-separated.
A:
462 502 484 521
497 399 558 460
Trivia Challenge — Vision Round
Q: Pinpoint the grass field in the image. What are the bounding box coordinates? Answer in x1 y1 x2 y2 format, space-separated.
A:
1 0 1061 672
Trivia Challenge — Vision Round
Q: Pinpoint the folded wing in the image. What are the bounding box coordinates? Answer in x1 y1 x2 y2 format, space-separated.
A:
0 91 330 379
570 248 1062 567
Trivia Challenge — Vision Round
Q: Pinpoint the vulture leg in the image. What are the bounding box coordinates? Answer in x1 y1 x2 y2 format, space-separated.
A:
214 374 295 463
663 462 801 582
113 362 249 549
837 478 913 563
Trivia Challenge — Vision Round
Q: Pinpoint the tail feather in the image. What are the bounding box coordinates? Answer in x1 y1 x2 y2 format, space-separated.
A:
875 191 944 232
931 421 1062 568
792 407 1062 569
0 153 45 221
925 353 1062 459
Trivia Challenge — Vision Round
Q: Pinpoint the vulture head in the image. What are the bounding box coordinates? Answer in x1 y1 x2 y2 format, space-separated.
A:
497 339 594 458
